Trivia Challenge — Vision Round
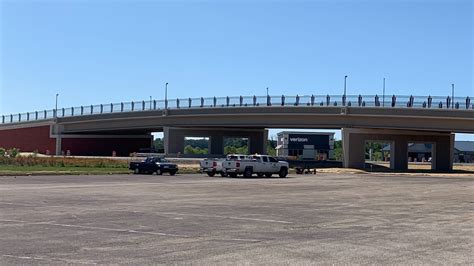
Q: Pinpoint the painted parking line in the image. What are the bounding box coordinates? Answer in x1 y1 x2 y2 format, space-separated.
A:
0 219 189 238
0 180 248 191
0 219 266 243
154 211 294 224
1 254 97 265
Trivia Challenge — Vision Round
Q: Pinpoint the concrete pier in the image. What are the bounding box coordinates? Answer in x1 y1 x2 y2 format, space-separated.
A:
164 127 268 156
342 128 454 171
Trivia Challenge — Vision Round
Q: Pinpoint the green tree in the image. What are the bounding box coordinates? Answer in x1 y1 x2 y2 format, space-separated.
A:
333 140 343 161
153 138 164 151
267 146 276 156
365 142 384 161
224 146 237 154
223 138 249 155
235 146 248 154
184 145 195 154
184 139 209 149
184 145 209 155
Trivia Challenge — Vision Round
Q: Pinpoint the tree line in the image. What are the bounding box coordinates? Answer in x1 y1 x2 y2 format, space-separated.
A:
154 138 386 160
153 138 277 155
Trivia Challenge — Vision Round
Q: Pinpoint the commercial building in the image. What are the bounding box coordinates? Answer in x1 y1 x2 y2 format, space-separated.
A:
276 131 335 160
382 143 432 162
380 141 474 163
454 141 474 163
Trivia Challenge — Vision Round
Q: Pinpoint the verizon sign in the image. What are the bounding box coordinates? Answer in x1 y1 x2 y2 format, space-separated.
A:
287 134 330 150
289 137 308 143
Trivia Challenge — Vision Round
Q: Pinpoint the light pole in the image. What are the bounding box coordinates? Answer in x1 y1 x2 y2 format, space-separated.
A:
165 82 168 109
383 78 386 107
343 75 348 106
344 75 348 97
55 93 59 118
452 83 454 109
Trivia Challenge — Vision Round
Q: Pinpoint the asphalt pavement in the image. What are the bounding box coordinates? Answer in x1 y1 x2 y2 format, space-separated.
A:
0 173 472 264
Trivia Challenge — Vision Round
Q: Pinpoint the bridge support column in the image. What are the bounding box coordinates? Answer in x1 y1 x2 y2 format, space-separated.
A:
163 127 267 156
164 127 184 155
342 129 365 168
249 129 268 155
431 134 454 171
52 124 63 156
390 140 408 171
55 135 62 156
342 128 454 171
209 135 224 155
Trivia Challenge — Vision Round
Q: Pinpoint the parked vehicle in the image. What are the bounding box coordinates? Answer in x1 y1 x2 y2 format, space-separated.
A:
200 154 249 177
129 157 178 175
200 158 227 177
222 155 289 178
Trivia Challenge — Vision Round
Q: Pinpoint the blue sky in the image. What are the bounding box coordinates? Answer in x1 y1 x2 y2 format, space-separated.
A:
1 0 473 140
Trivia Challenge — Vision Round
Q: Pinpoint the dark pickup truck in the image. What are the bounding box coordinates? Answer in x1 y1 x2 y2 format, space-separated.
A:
129 157 178 175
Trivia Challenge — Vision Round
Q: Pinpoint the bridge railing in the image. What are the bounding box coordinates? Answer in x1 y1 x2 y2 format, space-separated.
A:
1 94 472 125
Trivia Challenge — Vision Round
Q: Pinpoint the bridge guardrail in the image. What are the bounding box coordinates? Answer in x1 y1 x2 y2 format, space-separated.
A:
1 94 472 125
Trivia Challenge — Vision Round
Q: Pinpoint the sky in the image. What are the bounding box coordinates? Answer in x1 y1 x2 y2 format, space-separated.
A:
0 0 473 140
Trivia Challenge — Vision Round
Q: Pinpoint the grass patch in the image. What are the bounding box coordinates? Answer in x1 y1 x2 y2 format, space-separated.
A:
0 156 128 167
0 156 129 175
0 157 201 176
0 165 130 176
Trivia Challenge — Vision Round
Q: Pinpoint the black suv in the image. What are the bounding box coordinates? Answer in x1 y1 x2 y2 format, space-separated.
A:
129 157 178 175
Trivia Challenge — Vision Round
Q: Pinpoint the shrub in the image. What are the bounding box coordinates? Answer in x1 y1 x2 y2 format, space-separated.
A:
0 148 6 157
8 148 19 158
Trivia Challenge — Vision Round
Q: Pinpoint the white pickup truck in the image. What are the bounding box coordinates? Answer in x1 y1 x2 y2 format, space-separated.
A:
222 155 289 178
200 154 249 177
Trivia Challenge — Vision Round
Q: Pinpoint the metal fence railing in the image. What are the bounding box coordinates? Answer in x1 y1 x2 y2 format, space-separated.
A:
1 94 472 125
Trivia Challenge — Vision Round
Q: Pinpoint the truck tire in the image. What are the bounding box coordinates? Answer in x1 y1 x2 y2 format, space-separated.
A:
220 172 228 177
296 167 304 174
169 170 176 176
134 168 140 174
207 171 216 177
279 167 288 178
156 168 162 175
265 173 273 178
244 167 253 178
228 173 238 178
257 173 264 177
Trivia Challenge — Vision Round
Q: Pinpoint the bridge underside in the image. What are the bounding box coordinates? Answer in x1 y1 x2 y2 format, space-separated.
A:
164 127 268 157
0 123 153 156
342 128 454 171
0 118 461 172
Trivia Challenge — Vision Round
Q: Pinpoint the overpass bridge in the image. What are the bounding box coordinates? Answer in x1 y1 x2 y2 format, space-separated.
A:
1 94 472 171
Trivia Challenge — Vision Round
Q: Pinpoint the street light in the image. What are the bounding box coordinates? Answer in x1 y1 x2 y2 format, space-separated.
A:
343 75 348 106
55 93 59 118
344 75 348 97
452 83 455 109
383 78 386 107
165 82 168 109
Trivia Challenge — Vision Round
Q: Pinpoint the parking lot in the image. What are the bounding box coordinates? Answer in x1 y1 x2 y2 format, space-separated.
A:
0 173 472 264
